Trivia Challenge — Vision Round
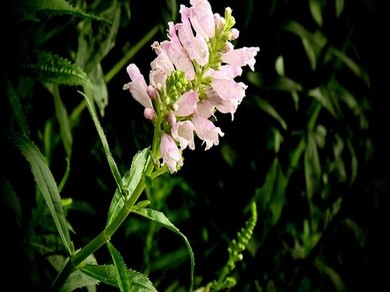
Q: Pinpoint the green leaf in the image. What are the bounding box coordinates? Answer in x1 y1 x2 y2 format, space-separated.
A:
335 0 345 18
15 0 108 22
309 0 323 27
76 2 122 115
2 74 29 137
107 241 132 292
61 269 99 292
251 95 287 130
329 48 370 86
314 261 347 291
304 131 322 199
308 86 340 119
283 20 327 70
275 55 285 76
11 133 73 256
22 50 92 88
81 264 157 291
246 72 303 93
107 148 150 226
83 64 108 117
61 253 99 291
45 84 73 158
80 91 124 197
132 207 195 292
255 158 287 225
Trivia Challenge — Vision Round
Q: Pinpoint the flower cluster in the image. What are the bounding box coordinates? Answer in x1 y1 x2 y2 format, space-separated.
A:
123 0 259 173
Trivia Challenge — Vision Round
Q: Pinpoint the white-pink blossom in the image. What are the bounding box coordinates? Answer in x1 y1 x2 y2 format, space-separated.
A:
188 0 215 39
171 120 196 150
123 64 156 120
162 22 195 80
192 113 224 150
178 7 209 66
160 134 183 173
222 47 260 71
174 90 198 117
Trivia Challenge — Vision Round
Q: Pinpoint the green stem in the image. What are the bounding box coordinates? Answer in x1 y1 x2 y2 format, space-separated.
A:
52 156 155 291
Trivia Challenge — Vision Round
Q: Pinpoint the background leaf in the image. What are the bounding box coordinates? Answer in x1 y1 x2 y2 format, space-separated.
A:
11 133 73 256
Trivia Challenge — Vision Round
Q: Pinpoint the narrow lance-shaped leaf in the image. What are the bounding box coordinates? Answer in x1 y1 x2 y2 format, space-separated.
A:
304 131 322 199
11 133 73 256
79 91 124 196
132 207 195 292
309 0 323 27
45 83 73 158
252 95 287 131
3 74 29 137
107 241 132 292
107 147 150 226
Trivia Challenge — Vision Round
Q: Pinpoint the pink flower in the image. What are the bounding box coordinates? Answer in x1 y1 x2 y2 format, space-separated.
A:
174 90 198 117
211 78 247 103
222 46 260 71
196 99 215 119
171 121 196 150
160 134 183 173
162 22 195 80
178 7 209 66
150 42 175 88
187 0 215 40
192 113 224 150
123 64 155 120
205 65 247 119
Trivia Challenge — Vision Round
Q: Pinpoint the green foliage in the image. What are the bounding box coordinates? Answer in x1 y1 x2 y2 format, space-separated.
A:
22 50 92 88
132 207 195 292
80 263 157 291
14 0 108 22
11 133 74 256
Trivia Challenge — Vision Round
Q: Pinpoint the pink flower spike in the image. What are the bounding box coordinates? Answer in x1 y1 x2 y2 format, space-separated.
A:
174 90 198 117
123 64 153 109
160 134 183 173
171 120 196 150
222 47 260 71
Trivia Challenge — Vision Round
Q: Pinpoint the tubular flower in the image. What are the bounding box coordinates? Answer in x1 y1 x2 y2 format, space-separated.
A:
160 134 184 173
123 0 260 173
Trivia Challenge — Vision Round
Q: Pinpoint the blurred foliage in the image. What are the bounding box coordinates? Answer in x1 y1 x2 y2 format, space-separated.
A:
1 0 389 291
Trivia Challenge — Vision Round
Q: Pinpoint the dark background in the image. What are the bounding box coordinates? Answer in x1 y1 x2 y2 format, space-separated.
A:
1 0 389 291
